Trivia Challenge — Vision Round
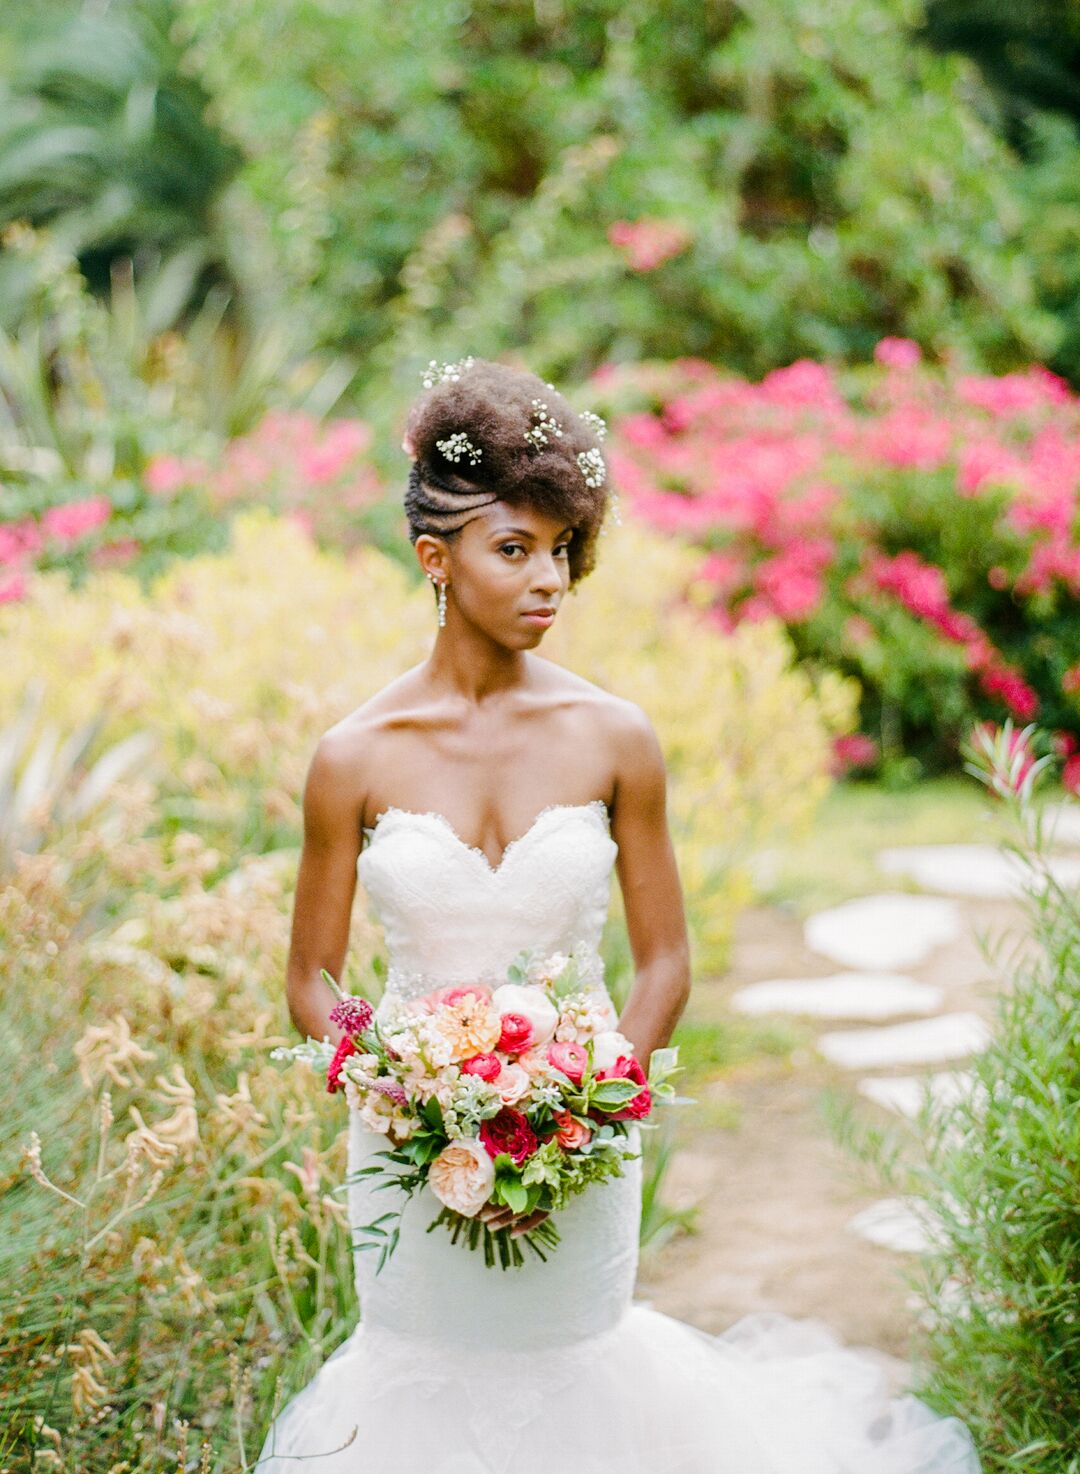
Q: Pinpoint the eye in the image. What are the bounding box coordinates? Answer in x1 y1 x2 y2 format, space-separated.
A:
555 541 571 558
498 542 526 558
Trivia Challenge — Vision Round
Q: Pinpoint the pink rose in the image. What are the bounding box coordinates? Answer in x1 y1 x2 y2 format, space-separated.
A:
494 1063 531 1105
552 1110 592 1151
429 1138 495 1217
546 1041 588 1085
479 1107 538 1165
460 1052 502 1082
497 1013 534 1054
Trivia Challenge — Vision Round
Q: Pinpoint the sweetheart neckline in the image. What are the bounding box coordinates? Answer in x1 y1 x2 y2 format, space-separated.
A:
360 799 612 877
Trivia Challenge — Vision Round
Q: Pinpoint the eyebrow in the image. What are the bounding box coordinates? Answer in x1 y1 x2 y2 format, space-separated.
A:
491 525 575 538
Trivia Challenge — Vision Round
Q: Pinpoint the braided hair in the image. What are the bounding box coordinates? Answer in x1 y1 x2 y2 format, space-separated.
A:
402 357 612 587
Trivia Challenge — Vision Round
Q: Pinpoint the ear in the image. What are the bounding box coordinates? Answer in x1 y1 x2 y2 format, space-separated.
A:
415 533 449 583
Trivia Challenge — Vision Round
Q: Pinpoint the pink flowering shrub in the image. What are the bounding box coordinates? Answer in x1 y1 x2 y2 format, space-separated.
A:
144 411 384 551
0 412 385 603
600 345 1080 777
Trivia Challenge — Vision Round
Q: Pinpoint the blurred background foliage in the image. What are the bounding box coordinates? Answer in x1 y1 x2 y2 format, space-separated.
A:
1 0 1079 446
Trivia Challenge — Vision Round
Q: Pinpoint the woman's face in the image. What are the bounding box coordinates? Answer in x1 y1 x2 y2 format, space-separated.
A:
422 500 575 647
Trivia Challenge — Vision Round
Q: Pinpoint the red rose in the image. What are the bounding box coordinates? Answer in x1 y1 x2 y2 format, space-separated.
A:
460 1052 502 1082
497 1013 534 1054
479 1107 538 1165
327 1035 357 1094
597 1054 652 1121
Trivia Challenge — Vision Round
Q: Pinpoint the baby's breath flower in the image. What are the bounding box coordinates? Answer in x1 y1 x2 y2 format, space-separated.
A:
524 399 565 450
579 409 608 441
577 447 606 489
421 356 475 388
435 431 483 466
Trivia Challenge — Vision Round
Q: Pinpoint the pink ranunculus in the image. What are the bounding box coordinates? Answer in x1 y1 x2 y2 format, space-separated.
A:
596 1055 652 1121
552 1110 592 1151
460 1052 502 1082
326 1036 357 1094
429 983 494 1010
479 1107 538 1165
1063 754 1080 797
546 1041 588 1085
497 1013 534 1054
1050 731 1078 759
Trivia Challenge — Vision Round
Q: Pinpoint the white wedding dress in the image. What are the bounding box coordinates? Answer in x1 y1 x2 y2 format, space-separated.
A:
258 801 981 1473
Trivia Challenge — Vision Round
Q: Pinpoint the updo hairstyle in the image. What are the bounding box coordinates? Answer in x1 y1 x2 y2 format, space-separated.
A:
402 357 612 586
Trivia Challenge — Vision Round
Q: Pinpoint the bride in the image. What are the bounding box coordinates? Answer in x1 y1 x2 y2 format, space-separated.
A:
257 358 981 1472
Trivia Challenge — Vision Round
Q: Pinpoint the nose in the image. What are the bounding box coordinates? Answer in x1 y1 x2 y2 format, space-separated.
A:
531 550 564 596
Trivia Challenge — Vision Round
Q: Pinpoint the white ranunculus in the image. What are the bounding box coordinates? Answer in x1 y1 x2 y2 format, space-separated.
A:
428 1137 496 1217
491 983 558 1045
590 1029 635 1073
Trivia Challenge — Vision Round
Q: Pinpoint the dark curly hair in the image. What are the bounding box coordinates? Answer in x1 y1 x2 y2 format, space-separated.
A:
402 357 612 586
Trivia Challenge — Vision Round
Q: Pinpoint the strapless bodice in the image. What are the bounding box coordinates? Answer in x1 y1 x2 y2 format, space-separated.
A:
357 800 618 1001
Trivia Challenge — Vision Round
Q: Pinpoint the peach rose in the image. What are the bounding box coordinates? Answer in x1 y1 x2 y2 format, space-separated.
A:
553 1110 592 1150
428 1138 496 1217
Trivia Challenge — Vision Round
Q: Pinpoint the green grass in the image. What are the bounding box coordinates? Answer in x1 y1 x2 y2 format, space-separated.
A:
755 775 1018 915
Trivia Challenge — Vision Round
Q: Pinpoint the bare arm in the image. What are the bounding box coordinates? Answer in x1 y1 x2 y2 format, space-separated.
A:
609 704 692 1070
285 733 364 1042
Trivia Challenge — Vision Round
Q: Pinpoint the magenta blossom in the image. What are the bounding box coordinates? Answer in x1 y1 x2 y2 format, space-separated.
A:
329 996 374 1037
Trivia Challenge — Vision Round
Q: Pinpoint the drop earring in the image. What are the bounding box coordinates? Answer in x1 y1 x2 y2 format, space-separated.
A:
427 571 447 627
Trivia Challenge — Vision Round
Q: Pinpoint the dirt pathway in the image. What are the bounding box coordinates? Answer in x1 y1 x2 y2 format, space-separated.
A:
635 890 1027 1385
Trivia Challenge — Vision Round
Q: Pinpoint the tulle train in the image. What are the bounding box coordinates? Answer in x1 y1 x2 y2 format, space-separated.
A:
256 1302 980 1474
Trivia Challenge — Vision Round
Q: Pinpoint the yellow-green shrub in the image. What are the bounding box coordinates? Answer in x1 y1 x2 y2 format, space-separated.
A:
1 508 857 969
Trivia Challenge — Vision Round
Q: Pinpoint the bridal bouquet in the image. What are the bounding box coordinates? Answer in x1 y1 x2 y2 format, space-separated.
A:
273 945 681 1270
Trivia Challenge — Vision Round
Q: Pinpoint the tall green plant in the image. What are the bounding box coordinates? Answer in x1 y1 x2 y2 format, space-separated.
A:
835 722 1080 1470
0 0 242 330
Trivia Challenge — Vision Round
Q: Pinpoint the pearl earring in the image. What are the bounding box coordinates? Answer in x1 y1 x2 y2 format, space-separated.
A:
427 571 447 627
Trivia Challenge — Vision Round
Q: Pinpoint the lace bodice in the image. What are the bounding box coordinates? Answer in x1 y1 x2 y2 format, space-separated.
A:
357 800 618 1001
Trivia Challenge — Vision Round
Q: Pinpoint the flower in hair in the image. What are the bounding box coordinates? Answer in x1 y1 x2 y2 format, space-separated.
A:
577 447 606 489
436 431 483 466
421 356 476 389
524 399 565 451
579 409 608 441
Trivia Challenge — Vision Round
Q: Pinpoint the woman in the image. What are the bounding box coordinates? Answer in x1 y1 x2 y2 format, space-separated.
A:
258 358 980 1472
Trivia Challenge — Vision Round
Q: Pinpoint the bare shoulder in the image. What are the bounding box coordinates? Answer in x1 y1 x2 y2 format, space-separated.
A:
306 664 429 818
531 657 664 793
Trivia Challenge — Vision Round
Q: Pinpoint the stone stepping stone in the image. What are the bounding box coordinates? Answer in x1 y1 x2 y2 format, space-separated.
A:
732 971 943 1021
804 893 962 970
857 1071 974 1119
876 844 1080 899
817 1013 990 1070
847 1198 940 1254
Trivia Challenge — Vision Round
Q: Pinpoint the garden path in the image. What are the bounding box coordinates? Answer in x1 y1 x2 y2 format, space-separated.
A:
635 802 1079 1391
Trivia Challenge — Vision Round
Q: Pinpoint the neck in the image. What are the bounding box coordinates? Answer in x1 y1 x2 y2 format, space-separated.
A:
424 622 531 704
